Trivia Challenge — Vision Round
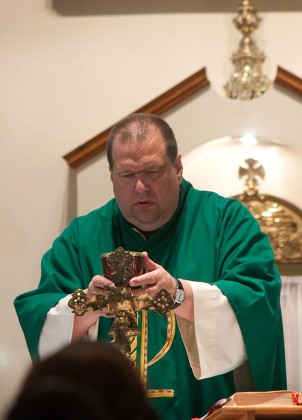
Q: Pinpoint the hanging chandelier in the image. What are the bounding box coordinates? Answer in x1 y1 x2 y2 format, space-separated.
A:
224 0 271 100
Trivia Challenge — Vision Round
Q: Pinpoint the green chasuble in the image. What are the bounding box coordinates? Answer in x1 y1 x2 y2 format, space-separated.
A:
14 178 287 420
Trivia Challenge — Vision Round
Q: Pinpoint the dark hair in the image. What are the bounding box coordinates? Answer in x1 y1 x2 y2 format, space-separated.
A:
6 341 159 420
106 113 178 169
5 376 111 420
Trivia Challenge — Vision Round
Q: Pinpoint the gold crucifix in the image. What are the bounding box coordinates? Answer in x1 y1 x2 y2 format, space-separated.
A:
68 247 174 358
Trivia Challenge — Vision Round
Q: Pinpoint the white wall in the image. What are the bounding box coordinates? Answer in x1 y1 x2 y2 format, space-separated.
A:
77 86 302 213
1 0 302 416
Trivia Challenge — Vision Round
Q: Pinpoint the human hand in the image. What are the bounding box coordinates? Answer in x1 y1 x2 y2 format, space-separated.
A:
128 252 176 297
87 274 115 297
86 275 115 318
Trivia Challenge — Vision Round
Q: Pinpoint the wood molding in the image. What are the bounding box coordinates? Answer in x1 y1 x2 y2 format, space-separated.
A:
63 66 301 168
275 66 302 97
63 68 210 168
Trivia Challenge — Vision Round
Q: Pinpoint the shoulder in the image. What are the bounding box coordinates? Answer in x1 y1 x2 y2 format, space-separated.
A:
61 198 118 237
184 178 243 209
183 178 256 223
78 198 117 222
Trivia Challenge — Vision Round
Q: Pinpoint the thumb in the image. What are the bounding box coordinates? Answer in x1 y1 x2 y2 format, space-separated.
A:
142 251 159 272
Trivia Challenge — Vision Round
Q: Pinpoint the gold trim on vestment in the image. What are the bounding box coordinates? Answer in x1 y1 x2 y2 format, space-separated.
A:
147 389 175 398
140 310 176 398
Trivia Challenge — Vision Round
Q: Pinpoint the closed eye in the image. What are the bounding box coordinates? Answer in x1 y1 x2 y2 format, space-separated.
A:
145 168 162 177
120 172 134 178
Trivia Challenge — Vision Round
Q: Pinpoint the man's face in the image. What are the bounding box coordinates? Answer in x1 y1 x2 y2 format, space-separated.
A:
110 126 183 232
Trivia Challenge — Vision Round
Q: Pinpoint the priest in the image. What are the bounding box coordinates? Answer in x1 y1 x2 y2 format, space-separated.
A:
15 113 287 420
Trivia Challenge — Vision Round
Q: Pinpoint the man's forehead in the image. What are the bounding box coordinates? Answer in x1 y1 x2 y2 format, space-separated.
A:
112 139 169 171
113 129 166 153
110 124 169 171
115 122 160 141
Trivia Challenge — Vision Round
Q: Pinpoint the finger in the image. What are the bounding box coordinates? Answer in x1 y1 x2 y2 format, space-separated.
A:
129 271 154 288
87 276 114 297
144 284 158 297
98 308 115 318
92 275 114 288
143 253 159 272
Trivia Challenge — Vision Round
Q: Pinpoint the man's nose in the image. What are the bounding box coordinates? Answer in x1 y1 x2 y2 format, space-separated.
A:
135 177 149 192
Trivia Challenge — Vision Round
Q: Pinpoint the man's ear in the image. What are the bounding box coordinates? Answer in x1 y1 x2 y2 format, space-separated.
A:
175 154 183 182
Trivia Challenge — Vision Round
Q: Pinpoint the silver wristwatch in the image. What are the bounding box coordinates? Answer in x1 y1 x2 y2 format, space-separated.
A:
170 278 186 309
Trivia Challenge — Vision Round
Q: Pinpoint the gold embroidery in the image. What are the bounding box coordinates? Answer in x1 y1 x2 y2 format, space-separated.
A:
147 311 176 367
147 389 175 398
140 310 176 398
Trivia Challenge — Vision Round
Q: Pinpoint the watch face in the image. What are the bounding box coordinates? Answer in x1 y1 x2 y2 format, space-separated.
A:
175 288 186 303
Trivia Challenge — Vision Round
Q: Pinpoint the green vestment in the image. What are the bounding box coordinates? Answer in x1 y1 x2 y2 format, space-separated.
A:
14 178 287 419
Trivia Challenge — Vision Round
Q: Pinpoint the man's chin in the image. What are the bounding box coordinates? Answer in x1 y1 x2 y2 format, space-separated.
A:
128 216 162 233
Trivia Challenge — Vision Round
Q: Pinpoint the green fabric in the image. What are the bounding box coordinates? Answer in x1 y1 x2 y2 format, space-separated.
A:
14 178 287 420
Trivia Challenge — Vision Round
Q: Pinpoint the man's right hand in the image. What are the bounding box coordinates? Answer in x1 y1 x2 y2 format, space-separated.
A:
87 274 114 297
72 275 115 341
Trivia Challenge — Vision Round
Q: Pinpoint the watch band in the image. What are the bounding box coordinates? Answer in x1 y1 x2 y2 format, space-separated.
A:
170 278 186 310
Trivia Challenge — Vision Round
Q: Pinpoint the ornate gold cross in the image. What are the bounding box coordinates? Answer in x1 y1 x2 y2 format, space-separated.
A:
68 247 173 358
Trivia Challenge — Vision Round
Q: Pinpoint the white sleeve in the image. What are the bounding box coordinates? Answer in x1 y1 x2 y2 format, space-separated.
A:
177 281 247 380
38 294 99 360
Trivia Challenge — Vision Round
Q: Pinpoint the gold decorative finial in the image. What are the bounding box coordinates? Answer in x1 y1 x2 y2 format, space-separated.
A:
224 0 271 100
